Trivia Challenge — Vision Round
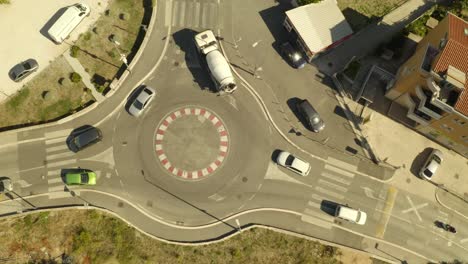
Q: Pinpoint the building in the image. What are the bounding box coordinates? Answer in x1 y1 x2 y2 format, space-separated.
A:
283 0 353 62
385 13 468 157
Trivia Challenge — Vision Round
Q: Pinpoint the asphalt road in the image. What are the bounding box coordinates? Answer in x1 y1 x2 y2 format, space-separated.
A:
0 0 466 262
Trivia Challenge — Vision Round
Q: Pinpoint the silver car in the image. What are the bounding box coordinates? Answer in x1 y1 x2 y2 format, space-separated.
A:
128 86 156 117
419 149 443 180
276 151 311 176
0 177 13 193
9 59 39 82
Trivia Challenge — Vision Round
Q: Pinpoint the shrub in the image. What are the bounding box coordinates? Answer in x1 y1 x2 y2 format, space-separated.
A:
0 0 11 4
84 32 92 41
70 72 82 83
70 45 80 58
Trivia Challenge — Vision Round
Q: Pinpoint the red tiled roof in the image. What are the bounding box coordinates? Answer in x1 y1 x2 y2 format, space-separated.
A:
432 13 468 117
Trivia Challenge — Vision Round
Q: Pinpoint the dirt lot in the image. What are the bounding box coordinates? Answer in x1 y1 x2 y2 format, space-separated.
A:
0 209 374 264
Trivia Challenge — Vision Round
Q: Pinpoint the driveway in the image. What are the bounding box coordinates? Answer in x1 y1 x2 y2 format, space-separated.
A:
0 0 107 102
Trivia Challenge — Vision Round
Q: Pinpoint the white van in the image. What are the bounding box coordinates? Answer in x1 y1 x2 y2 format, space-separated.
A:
335 205 367 225
47 3 90 44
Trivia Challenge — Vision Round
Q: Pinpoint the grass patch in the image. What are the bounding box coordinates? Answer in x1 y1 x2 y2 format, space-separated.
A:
338 0 408 30
0 56 94 128
74 0 145 86
0 210 361 264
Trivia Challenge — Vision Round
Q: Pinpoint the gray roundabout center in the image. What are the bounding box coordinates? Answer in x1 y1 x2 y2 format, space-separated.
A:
154 106 229 180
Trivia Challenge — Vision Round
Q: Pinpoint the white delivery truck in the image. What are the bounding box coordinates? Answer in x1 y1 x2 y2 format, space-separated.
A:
194 30 237 94
48 3 90 44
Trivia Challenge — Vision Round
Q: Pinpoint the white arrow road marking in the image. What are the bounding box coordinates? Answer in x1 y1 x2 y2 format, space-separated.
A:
361 186 377 200
401 195 428 222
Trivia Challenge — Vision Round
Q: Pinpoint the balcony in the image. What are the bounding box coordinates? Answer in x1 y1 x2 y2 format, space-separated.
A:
415 86 443 119
403 94 430 126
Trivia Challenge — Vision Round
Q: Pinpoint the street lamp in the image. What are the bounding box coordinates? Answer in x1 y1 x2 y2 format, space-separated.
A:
111 39 131 74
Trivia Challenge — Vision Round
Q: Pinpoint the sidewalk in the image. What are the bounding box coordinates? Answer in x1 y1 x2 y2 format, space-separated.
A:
314 0 442 76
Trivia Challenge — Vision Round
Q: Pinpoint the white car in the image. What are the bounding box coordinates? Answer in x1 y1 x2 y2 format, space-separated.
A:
276 151 311 176
128 86 156 117
0 178 13 193
419 149 443 180
335 205 367 225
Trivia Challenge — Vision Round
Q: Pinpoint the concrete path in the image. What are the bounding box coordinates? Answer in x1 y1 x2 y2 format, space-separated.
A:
63 52 106 102
313 0 443 76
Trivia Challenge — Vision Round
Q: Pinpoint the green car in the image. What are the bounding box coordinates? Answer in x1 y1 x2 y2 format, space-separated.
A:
65 171 97 185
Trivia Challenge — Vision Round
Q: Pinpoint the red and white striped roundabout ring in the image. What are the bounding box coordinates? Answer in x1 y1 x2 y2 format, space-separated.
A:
154 107 229 180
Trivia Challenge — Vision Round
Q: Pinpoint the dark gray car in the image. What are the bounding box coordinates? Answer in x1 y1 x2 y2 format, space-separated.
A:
297 99 325 132
280 42 306 69
68 126 103 152
9 59 39 82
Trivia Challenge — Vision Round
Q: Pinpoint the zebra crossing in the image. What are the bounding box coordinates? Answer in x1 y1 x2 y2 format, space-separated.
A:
165 0 223 30
301 159 357 226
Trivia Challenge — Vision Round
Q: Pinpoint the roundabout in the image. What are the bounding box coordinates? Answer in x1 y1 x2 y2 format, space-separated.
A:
154 106 229 180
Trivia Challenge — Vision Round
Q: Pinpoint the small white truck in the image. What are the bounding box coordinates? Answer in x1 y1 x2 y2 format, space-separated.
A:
194 30 237 94
48 3 90 44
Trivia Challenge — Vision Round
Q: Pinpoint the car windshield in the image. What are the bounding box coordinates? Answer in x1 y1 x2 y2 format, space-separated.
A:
423 169 433 177
285 155 295 166
432 155 441 163
23 62 32 70
81 173 89 183
133 100 144 110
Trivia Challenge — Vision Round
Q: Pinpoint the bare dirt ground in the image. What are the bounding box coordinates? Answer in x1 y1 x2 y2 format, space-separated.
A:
0 209 375 264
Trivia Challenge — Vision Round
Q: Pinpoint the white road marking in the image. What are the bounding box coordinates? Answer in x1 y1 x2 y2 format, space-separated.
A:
315 186 344 200
318 179 347 192
401 195 427 222
320 172 352 185
46 152 75 160
48 192 70 199
48 185 65 192
47 178 63 184
327 157 357 172
171 0 179 26
361 186 379 200
301 214 333 229
46 145 69 153
45 137 68 145
178 0 185 27
307 200 321 209
194 2 200 28
324 164 355 178
460 238 468 244
46 159 77 168
47 169 61 176
164 0 173 27
45 129 72 138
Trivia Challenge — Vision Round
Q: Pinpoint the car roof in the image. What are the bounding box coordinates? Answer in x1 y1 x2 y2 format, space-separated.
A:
291 156 309 172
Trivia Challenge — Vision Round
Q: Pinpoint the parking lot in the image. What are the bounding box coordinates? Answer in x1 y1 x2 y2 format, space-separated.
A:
0 0 106 101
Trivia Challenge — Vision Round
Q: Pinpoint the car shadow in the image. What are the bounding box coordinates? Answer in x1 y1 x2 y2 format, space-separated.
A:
320 200 339 216
410 147 433 178
286 97 307 129
271 149 284 163
40 6 69 44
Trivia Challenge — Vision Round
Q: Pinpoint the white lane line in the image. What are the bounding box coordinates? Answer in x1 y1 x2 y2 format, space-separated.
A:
178 0 186 27
201 2 208 29
307 200 321 209
46 159 77 168
207 3 216 28
311 193 324 201
171 0 179 27
47 169 61 176
193 2 200 28
301 213 333 229
48 178 63 184
315 186 344 200
45 129 72 138
45 137 67 145
320 172 352 185
324 164 355 178
327 157 357 172
46 145 69 153
48 192 70 199
318 179 348 193
48 185 66 192
164 0 173 27
46 152 75 160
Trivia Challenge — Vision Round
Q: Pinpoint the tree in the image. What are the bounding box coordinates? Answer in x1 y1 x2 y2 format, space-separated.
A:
297 0 322 6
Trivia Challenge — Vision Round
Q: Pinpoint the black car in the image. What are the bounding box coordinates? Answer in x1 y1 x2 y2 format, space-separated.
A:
68 126 103 152
280 42 306 69
9 59 39 82
297 99 325 132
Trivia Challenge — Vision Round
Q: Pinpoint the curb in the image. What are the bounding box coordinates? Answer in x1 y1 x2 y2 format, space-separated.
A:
0 189 432 263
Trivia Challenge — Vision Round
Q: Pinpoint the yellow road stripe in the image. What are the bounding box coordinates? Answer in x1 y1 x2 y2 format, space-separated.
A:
375 186 398 238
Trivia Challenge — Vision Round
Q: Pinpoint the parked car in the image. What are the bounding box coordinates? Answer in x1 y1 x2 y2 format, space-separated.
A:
280 42 306 69
276 151 311 176
65 170 96 185
9 59 39 82
297 99 325 132
0 177 13 193
68 126 102 152
335 205 367 225
128 86 156 117
419 149 443 180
